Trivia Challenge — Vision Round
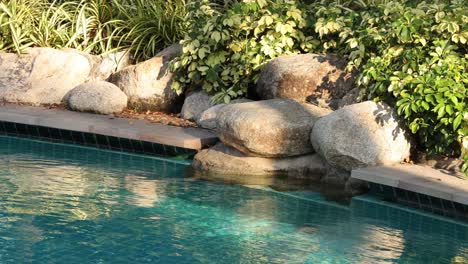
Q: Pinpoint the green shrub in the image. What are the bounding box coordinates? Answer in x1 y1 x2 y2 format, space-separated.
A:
0 0 186 58
114 0 186 61
0 0 125 54
307 0 467 161
170 0 313 103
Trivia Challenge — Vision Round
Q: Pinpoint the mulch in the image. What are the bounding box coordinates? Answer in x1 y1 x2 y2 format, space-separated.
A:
115 109 196 128
12 103 197 128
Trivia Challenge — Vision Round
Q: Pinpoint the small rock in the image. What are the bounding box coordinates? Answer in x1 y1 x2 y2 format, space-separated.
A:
67 81 127 114
193 143 326 178
109 44 181 112
255 54 355 103
217 99 329 157
311 101 411 171
0 48 92 105
181 90 213 121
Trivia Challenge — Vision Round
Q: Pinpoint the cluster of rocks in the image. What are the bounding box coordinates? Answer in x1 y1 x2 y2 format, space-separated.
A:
187 54 411 193
0 46 413 192
0 45 182 114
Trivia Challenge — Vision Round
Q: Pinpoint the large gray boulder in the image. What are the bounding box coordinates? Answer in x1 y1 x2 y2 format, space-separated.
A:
197 98 253 129
193 143 326 178
311 101 411 171
67 81 127 114
216 99 330 157
181 90 213 121
0 48 92 105
109 44 181 112
255 54 354 105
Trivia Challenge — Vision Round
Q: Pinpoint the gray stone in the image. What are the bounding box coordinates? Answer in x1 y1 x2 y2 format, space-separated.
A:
345 178 369 195
193 143 326 178
67 81 127 114
0 48 92 105
338 87 361 108
321 163 351 185
255 54 355 103
196 98 254 129
197 104 225 129
311 101 411 171
216 99 330 157
92 50 132 81
154 43 182 60
231 98 253 104
181 91 213 121
109 44 181 112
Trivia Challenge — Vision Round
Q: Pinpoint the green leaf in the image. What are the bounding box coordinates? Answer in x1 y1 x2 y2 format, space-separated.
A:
437 105 446 119
453 114 463 130
445 104 453 115
224 95 231 104
211 31 221 43
421 101 430 110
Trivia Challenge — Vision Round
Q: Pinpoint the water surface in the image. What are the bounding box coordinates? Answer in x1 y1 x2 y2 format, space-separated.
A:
0 136 466 263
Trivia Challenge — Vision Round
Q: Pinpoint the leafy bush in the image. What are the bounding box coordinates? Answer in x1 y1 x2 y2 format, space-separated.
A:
308 0 467 161
170 0 313 103
0 0 186 59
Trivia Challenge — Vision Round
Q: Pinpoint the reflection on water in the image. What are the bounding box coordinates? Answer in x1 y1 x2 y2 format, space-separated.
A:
0 136 467 263
125 176 167 208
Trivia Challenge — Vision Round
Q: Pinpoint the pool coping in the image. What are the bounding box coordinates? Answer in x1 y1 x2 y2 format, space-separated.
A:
0 103 218 156
351 164 468 221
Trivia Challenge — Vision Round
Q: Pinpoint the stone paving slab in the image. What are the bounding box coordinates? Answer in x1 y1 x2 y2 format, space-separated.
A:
0 103 218 150
351 164 468 205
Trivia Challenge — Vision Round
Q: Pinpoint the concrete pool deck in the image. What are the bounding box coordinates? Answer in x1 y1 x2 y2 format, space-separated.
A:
0 103 217 150
351 164 468 206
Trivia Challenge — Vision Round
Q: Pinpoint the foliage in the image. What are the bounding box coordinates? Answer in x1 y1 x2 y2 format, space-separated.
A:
170 0 313 103
114 0 186 61
307 0 467 164
0 0 186 59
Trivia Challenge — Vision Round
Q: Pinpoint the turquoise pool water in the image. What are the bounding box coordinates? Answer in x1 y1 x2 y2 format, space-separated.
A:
0 136 466 264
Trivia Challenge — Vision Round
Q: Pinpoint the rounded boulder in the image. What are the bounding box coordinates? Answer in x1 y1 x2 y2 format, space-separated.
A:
311 101 411 170
216 99 330 157
67 81 127 114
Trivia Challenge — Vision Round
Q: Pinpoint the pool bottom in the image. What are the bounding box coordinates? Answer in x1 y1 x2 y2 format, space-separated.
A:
0 136 466 264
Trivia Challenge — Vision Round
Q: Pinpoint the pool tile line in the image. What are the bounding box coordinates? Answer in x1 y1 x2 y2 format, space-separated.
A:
352 194 468 227
366 182 467 222
0 134 192 166
0 121 196 159
351 165 468 222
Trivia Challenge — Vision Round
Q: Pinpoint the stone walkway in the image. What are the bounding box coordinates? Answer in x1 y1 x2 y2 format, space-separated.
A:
0 103 217 150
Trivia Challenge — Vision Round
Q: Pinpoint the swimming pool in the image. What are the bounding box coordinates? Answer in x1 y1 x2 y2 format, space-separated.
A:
0 136 466 263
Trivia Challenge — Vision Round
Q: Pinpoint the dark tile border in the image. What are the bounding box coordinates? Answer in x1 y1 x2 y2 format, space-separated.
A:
368 182 468 222
0 121 196 158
